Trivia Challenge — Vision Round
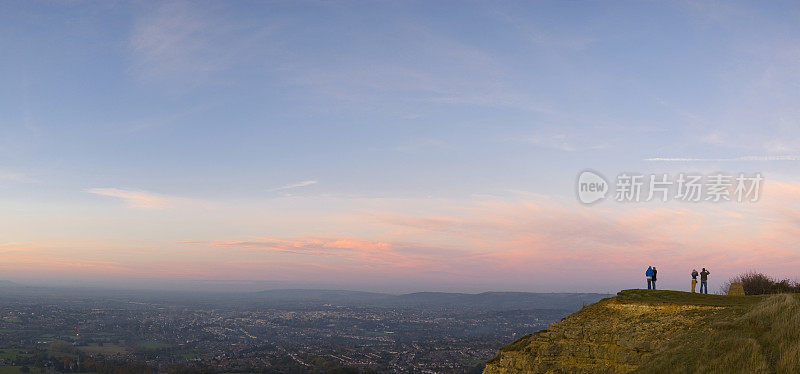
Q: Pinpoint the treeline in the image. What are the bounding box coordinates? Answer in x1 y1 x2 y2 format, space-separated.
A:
724 271 800 295
17 349 154 374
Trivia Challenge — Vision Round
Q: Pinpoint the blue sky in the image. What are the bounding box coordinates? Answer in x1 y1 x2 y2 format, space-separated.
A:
1 1 800 292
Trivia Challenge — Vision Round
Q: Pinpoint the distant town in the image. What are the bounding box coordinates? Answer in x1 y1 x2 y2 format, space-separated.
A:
0 283 607 373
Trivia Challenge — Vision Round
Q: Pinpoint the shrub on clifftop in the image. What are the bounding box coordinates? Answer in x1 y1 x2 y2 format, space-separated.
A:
722 271 800 295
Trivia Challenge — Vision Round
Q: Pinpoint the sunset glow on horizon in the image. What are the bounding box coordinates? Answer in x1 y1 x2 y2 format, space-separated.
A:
2 1 800 293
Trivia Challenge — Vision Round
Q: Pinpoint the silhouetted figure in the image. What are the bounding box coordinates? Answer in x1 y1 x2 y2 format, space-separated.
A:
691 269 699 293
646 266 654 289
700 268 710 294
652 266 658 290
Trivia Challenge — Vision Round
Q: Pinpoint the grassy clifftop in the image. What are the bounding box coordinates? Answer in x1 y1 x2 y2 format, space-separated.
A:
484 289 800 373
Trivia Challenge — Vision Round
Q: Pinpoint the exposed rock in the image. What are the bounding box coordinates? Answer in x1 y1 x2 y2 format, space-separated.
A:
484 293 725 374
728 282 745 296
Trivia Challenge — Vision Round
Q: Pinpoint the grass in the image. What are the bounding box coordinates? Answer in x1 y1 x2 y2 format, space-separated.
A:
497 334 534 353
489 289 800 373
616 289 765 307
625 291 800 373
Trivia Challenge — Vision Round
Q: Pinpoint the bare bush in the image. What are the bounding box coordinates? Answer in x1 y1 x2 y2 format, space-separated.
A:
722 271 800 295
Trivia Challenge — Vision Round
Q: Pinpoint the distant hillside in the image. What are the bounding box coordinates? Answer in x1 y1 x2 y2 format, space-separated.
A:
254 289 610 310
255 288 387 300
484 289 800 373
0 284 609 311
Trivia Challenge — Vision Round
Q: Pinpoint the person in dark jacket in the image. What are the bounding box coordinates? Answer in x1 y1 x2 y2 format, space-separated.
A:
700 268 710 294
645 266 654 289
651 266 658 289
691 269 699 293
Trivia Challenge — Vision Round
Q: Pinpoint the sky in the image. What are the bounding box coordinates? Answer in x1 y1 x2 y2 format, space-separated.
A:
1 1 800 293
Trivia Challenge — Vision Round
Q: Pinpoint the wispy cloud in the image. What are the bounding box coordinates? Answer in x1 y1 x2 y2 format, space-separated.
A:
129 1 217 80
522 133 575 151
208 237 392 256
394 139 452 153
86 188 172 210
128 0 276 84
0 172 35 183
645 156 800 161
493 10 596 51
164 182 800 289
180 236 464 272
266 180 318 192
285 22 553 113
9 180 800 290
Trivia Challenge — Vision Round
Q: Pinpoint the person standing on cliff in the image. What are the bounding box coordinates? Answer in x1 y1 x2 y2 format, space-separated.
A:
651 266 658 289
700 268 710 294
691 269 699 293
646 266 654 289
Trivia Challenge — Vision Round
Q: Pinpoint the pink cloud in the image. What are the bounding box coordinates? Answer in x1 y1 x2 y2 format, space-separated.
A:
87 188 173 210
5 180 800 291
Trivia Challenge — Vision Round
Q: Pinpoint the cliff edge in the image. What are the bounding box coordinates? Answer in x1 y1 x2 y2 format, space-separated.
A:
484 289 800 373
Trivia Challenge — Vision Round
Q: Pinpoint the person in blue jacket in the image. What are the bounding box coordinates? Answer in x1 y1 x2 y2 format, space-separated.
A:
646 266 654 289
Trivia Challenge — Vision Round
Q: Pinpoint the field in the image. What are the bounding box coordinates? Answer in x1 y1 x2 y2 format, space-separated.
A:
77 343 127 355
0 350 31 361
137 341 173 350
0 366 37 374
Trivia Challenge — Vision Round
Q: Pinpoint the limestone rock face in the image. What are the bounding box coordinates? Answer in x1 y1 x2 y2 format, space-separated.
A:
484 295 722 374
728 283 745 296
